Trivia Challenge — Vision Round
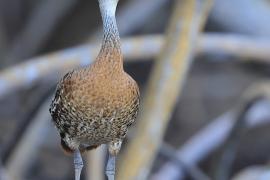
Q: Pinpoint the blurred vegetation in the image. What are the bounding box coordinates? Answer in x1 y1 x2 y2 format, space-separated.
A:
0 0 270 180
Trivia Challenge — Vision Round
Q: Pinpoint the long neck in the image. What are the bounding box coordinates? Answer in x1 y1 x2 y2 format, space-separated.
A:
97 0 123 71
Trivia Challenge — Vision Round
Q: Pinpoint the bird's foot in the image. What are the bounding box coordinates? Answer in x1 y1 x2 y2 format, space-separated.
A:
74 149 83 180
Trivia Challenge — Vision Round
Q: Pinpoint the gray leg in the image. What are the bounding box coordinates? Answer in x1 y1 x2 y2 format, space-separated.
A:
106 153 116 180
106 139 122 180
74 149 83 180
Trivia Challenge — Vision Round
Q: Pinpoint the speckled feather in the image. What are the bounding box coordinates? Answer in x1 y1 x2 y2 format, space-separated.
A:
49 0 139 155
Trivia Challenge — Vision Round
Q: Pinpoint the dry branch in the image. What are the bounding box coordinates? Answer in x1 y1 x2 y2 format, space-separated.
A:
4 0 77 64
1 33 270 100
160 143 210 180
117 0 213 179
232 166 270 180
116 0 168 36
0 35 162 98
87 145 106 180
0 161 9 180
197 33 270 61
0 18 7 61
213 97 261 180
151 83 270 180
5 97 52 180
210 0 270 37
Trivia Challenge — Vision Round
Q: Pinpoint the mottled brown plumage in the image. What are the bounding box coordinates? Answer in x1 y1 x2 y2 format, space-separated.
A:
49 0 139 157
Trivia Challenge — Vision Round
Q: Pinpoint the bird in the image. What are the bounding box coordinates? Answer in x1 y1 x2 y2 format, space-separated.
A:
49 0 140 179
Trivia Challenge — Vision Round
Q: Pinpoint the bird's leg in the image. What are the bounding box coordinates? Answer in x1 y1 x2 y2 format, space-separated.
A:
106 153 116 180
73 149 83 180
106 139 122 180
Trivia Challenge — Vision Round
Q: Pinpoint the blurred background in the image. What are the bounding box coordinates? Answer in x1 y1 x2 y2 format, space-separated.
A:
1 0 270 180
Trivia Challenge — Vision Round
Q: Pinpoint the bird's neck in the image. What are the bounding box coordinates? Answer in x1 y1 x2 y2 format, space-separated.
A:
96 0 123 72
100 15 122 60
